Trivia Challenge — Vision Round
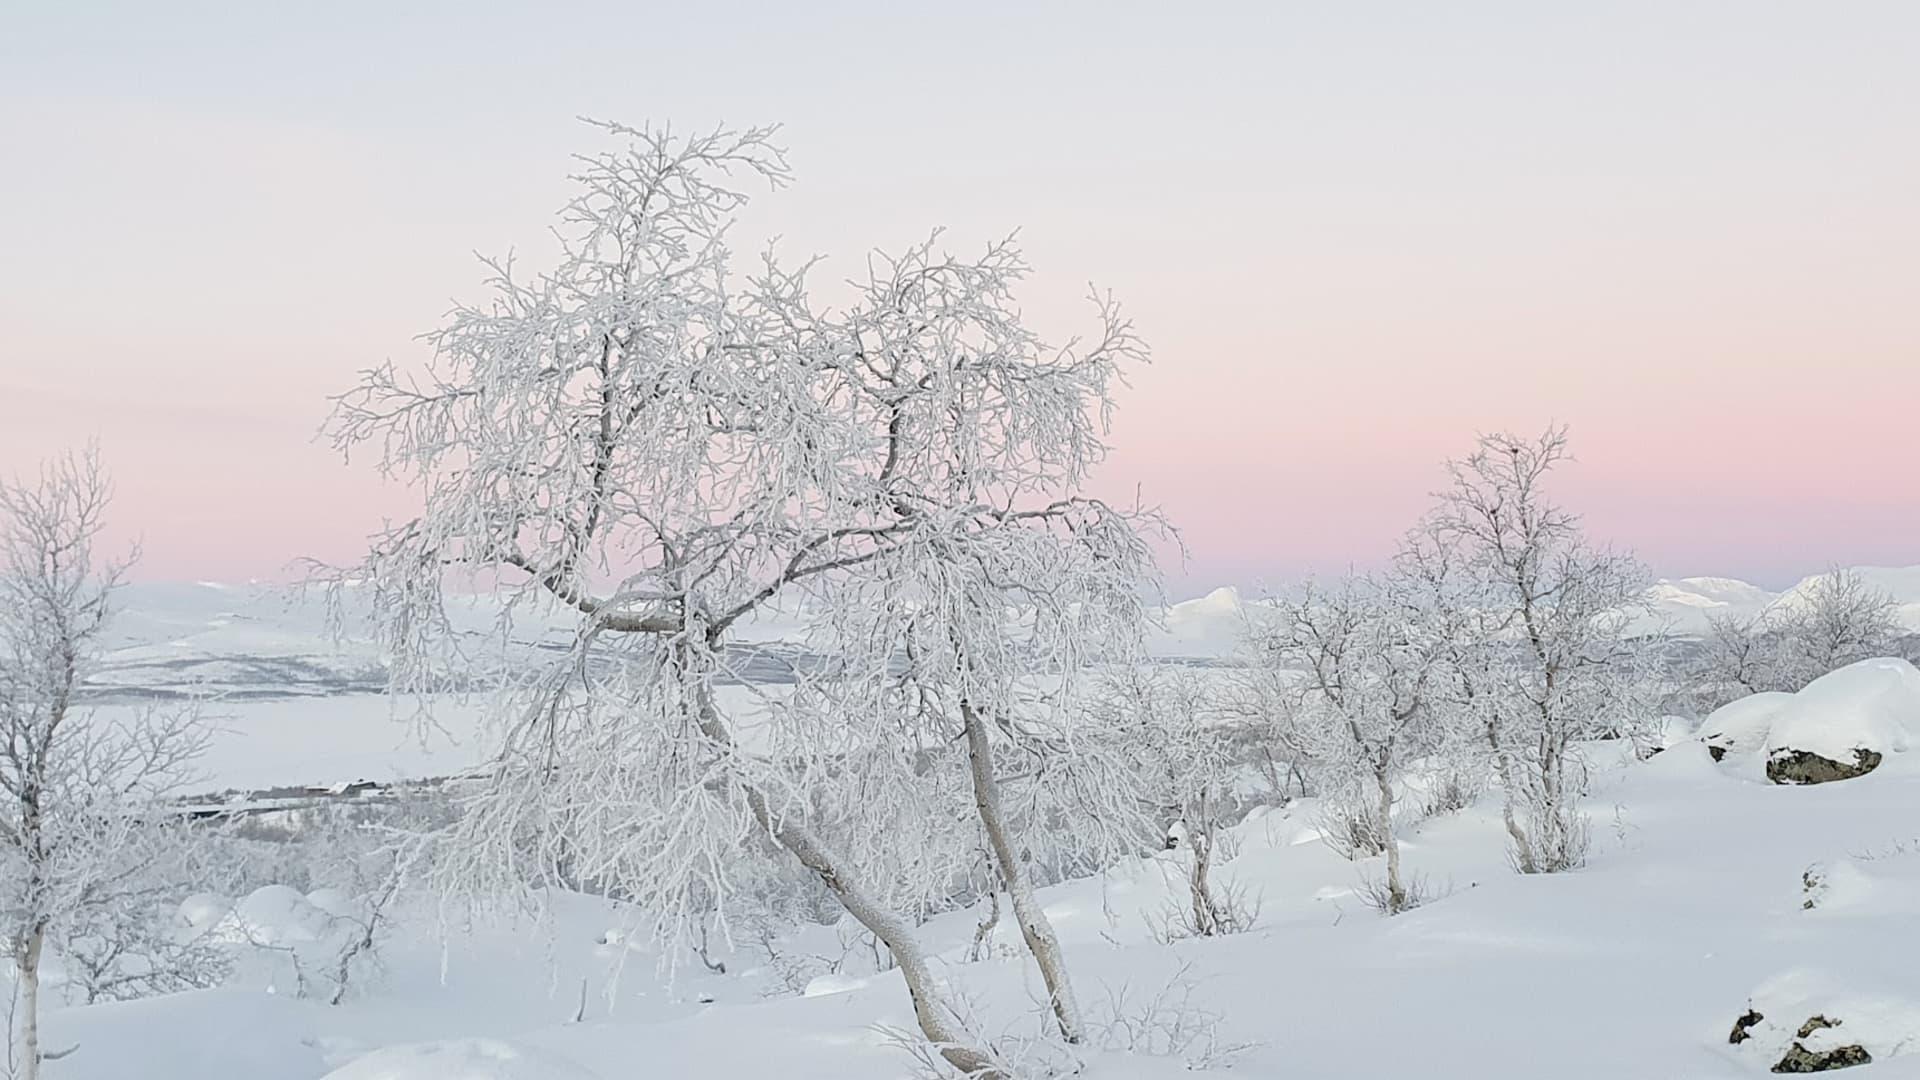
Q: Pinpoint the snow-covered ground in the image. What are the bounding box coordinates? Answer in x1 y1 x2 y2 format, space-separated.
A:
35 686 1920 1079
36 571 1920 1080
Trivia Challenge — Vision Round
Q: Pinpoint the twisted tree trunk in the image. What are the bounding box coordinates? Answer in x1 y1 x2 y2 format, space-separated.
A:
962 701 1084 1045
692 678 999 1077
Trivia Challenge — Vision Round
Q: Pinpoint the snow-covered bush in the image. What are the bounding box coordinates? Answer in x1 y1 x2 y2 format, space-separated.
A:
52 826 232 1005
179 797 441 1004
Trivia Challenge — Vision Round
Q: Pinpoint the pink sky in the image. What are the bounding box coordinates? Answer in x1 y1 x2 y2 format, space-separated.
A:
2 4 1916 592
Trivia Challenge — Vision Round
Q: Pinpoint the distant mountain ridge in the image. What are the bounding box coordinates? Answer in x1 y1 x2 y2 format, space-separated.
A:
1152 566 1920 657
95 567 1920 693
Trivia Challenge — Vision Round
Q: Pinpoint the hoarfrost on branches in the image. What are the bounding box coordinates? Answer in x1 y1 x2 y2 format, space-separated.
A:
326 119 1168 1073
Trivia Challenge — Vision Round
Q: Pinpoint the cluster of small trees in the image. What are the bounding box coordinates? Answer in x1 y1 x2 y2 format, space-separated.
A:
1242 429 1662 905
315 120 1693 1071
1692 568 1904 712
16 118 1854 1079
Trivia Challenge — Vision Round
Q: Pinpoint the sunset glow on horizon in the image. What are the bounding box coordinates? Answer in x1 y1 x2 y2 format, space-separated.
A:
4 3 1915 594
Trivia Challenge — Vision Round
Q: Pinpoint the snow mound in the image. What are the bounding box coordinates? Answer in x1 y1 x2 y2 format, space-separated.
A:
230 884 338 945
307 887 366 921
1765 658 1920 767
322 1038 601 1080
1800 858 1880 914
1731 968 1920 1072
1700 692 1795 761
177 891 235 932
1151 587 1247 658
802 972 868 998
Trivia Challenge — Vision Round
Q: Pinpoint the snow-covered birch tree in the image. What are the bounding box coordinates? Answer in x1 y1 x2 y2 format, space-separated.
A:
326 120 1163 1073
0 450 207 1080
1252 574 1449 912
1428 428 1658 873
1093 667 1251 938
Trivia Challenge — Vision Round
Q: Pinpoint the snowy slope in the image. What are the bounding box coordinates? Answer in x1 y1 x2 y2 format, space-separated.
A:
35 731 1920 1079
34 573 1920 1078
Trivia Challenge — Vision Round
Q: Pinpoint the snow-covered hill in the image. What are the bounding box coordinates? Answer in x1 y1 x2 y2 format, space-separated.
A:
1657 566 1920 637
1154 567 1920 654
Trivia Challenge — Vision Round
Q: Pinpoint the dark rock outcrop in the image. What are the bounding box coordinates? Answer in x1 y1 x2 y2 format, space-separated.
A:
1772 1016 1872 1073
1766 748 1883 785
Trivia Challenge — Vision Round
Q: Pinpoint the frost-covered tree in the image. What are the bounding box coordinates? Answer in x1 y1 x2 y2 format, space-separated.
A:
327 120 1162 1072
1787 569 1902 676
1696 568 1900 708
1089 667 1253 938
1429 428 1658 874
1252 574 1450 912
1695 610 1778 707
0 450 207 1079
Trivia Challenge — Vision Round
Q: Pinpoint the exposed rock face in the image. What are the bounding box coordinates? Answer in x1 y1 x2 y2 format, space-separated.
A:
1730 1009 1765 1044
1772 1016 1872 1073
1766 748 1883 785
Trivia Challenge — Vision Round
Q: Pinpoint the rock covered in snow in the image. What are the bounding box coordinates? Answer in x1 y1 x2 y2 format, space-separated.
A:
1768 748 1883 786
1729 969 1920 1073
1772 1015 1872 1072
1701 693 1794 762
1763 659 1920 784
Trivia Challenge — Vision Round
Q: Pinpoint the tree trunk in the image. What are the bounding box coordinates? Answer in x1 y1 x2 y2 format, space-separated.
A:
968 886 1002 963
754 791 999 1076
961 701 1084 1045
1377 768 1405 913
690 678 998 1077
17 925 44 1080
1486 720 1536 873
1189 816 1217 936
